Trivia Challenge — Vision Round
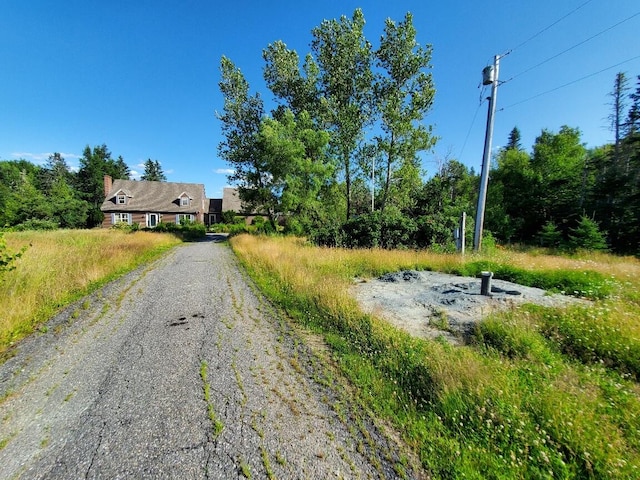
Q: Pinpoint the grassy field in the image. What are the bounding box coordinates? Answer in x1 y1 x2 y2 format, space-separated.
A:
230 234 640 479
0 229 181 357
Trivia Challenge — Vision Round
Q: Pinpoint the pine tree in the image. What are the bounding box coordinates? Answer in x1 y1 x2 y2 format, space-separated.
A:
140 159 167 181
506 126 522 151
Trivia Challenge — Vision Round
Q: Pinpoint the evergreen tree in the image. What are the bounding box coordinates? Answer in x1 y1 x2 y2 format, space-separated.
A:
141 159 167 181
568 216 608 251
609 72 629 166
76 144 129 227
506 126 522 151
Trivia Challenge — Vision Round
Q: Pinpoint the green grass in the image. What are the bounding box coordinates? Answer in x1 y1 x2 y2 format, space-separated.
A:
230 234 640 479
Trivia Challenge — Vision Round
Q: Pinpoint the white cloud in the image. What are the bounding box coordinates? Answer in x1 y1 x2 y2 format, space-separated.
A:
11 151 81 163
215 168 234 175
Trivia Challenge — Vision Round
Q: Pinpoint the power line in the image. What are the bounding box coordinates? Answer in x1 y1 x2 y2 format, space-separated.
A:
500 54 640 110
506 10 640 83
459 100 483 161
509 0 595 54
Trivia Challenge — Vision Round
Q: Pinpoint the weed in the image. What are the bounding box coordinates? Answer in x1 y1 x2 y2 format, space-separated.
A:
199 360 224 438
260 446 275 479
239 459 252 478
1 230 180 356
230 234 640 479
275 450 286 466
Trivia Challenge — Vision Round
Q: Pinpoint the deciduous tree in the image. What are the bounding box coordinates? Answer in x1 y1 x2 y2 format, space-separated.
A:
373 12 436 213
311 9 374 220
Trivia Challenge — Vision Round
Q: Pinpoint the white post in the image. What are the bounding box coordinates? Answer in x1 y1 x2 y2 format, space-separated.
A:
460 211 466 256
371 155 375 211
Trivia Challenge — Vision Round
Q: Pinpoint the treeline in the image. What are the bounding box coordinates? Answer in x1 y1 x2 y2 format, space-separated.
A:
0 146 166 230
218 8 640 254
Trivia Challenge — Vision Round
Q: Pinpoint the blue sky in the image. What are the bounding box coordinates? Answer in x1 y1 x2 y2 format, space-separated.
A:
2 1 639 199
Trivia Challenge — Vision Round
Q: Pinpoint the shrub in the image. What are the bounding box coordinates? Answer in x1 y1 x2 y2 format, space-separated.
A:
308 222 345 247
151 220 206 241
179 221 206 241
379 207 417 249
221 210 237 224
12 219 59 231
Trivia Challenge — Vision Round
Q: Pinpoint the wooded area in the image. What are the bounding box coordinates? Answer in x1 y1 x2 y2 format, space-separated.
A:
218 9 640 254
2 10 638 255
0 146 165 230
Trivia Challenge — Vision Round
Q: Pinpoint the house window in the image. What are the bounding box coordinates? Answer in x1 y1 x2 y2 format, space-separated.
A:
116 194 127 205
113 213 131 225
176 214 194 224
180 196 190 206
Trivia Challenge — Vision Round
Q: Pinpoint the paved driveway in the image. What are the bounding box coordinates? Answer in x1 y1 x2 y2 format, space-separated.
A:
0 237 410 479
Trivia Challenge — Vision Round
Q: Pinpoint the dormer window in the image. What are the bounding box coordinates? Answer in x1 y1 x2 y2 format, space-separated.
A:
116 194 127 205
178 192 192 207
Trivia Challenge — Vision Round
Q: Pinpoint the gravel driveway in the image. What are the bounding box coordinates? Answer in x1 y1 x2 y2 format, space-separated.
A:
0 236 411 479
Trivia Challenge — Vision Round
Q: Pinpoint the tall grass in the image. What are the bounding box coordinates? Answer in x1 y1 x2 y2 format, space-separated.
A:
0 229 180 355
231 234 640 478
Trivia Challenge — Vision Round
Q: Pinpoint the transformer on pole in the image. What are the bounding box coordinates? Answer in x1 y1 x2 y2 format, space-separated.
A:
473 54 501 252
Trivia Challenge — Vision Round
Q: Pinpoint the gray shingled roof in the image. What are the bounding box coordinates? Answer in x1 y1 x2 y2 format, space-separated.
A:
101 179 206 214
222 187 243 213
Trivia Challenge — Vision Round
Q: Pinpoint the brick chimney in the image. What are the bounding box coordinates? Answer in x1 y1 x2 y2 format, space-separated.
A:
103 175 113 198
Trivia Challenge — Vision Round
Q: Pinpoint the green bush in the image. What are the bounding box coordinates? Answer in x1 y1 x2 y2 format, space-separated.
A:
379 207 417 249
150 220 205 241
179 221 206 241
12 219 59 231
308 222 345 247
221 210 237 224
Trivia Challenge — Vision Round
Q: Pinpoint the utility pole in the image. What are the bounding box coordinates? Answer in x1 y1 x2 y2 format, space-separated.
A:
473 54 500 252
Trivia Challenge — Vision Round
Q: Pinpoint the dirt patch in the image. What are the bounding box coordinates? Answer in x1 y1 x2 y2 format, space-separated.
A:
351 270 588 345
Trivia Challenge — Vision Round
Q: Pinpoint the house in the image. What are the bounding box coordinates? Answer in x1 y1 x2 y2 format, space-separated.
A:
101 175 207 228
100 176 248 228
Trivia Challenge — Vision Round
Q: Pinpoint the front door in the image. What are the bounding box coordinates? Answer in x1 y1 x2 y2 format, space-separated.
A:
148 213 158 228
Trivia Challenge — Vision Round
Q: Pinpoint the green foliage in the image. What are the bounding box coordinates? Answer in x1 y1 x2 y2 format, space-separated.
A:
373 12 436 213
12 219 59 231
457 261 613 299
140 159 167 181
538 220 563 248
0 233 25 276
221 210 238 224
532 305 640 379
568 215 608 251
76 144 130 228
151 221 206 241
233 236 640 478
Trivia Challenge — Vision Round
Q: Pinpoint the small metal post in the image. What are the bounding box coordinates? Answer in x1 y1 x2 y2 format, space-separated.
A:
480 271 493 296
